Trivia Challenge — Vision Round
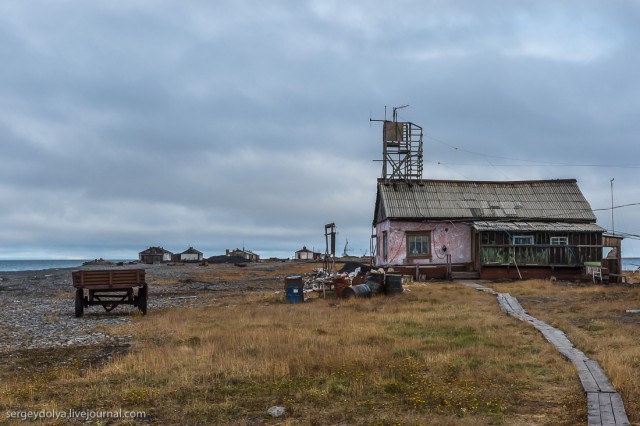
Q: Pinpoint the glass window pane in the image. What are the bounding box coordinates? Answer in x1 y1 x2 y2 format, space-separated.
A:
408 234 430 255
514 236 533 245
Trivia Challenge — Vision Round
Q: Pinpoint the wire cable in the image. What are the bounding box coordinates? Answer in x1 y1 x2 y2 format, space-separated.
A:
428 136 640 169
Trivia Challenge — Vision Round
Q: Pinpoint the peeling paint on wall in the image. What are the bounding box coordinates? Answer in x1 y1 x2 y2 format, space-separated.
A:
375 220 471 266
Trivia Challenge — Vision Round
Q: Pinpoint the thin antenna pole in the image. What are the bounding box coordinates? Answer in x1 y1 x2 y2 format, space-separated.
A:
610 178 615 235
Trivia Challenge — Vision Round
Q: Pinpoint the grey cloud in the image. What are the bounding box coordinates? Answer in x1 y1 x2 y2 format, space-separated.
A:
0 0 639 259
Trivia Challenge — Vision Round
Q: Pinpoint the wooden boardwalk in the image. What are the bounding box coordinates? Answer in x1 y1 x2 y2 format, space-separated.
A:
459 282 630 426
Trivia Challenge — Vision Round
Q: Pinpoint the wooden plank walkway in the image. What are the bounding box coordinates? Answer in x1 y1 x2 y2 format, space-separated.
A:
458 281 630 426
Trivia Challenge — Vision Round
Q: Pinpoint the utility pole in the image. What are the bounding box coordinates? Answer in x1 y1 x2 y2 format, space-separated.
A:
610 178 615 235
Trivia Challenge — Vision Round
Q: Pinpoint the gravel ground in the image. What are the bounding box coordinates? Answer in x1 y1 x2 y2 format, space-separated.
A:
0 262 282 353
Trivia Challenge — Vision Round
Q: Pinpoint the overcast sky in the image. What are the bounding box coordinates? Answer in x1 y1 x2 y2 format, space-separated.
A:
1 1 639 260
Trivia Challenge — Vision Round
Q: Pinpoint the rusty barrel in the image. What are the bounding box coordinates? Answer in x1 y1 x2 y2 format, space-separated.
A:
342 283 372 299
284 275 304 303
385 274 404 295
332 276 351 299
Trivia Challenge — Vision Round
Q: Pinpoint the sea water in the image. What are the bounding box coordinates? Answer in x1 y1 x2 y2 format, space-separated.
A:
0 260 132 272
623 258 640 271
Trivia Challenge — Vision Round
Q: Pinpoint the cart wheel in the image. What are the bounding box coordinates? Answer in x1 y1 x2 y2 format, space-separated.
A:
138 285 148 315
75 289 84 318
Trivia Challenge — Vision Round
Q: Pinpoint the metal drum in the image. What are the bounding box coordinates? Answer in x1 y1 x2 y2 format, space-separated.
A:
342 283 372 299
284 275 304 303
385 274 404 295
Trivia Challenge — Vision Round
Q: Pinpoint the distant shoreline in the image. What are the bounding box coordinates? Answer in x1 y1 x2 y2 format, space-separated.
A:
0 259 135 272
1 257 639 273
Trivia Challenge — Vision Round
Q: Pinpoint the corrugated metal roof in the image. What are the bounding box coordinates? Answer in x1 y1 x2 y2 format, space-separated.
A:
471 221 605 232
375 179 597 223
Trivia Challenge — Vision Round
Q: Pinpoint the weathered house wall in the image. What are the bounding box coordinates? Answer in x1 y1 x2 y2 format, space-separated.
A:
375 219 472 266
180 253 201 261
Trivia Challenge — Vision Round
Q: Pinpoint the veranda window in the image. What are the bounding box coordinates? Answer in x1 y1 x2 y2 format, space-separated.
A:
550 236 569 245
513 235 534 245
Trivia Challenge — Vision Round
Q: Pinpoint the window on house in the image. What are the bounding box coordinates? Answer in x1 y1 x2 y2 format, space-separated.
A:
550 236 569 245
406 232 431 257
513 235 534 245
382 231 388 261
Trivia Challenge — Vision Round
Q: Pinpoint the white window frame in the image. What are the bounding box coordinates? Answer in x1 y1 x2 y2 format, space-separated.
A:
406 232 431 257
550 236 569 245
513 235 534 245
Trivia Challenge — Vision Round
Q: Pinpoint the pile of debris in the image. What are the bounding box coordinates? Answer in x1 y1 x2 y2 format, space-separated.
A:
298 263 404 299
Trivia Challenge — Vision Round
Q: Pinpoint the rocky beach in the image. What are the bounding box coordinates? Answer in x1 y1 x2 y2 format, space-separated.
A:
0 261 307 356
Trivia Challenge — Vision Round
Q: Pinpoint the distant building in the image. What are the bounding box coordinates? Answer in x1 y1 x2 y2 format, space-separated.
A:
295 246 321 260
226 248 260 262
177 247 204 262
139 247 173 264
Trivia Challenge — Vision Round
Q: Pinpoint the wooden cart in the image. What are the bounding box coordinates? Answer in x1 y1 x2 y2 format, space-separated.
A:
72 269 148 317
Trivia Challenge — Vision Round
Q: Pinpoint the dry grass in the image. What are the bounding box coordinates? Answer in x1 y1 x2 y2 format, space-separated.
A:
148 261 323 288
623 271 640 284
0 275 588 425
490 279 640 424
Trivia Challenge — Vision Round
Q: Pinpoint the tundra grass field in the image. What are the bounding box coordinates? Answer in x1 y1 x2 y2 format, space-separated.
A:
1 263 639 425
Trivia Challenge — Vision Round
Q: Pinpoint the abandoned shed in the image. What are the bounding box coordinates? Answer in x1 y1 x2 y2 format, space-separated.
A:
373 178 605 280
139 246 173 264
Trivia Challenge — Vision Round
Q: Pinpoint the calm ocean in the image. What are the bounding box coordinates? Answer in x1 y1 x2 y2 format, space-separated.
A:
0 260 134 272
623 258 640 271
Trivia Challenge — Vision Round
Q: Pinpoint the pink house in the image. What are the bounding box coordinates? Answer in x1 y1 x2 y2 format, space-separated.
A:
373 178 605 280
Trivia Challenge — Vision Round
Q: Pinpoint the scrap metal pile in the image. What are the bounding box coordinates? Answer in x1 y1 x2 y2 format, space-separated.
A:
286 223 404 302
300 262 403 299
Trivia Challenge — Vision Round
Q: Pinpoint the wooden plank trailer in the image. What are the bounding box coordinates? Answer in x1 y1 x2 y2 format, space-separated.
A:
72 269 148 317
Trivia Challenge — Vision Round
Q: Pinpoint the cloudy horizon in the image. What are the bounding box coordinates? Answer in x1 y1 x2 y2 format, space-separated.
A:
1 1 639 260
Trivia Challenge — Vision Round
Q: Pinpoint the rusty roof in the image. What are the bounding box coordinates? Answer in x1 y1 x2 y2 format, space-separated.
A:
374 179 597 224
